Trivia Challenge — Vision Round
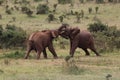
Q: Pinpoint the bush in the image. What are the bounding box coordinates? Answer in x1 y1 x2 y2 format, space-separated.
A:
95 6 99 13
48 13 55 23
0 25 26 49
88 22 120 52
2 51 25 59
21 6 30 13
5 9 12 14
25 9 33 17
62 57 85 75
88 7 92 14
79 0 84 3
36 4 49 14
34 0 42 2
96 0 104 3
59 15 64 23
0 0 4 5
58 0 72 4
88 22 108 32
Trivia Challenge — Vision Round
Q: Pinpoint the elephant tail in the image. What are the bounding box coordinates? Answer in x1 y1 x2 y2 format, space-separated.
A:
88 36 95 48
27 40 35 50
28 40 34 46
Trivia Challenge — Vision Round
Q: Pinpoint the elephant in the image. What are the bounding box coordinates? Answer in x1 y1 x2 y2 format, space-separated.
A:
58 24 100 57
24 29 59 59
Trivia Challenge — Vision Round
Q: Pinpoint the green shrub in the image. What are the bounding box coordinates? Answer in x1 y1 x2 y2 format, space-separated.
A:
59 15 64 23
88 22 108 32
0 25 26 49
36 4 49 14
0 0 4 5
21 6 30 13
48 13 55 23
81 10 84 18
79 0 84 3
0 25 3 35
5 9 12 14
0 69 4 74
25 9 33 17
53 4 57 10
95 6 99 13
96 0 104 3
34 0 42 2
62 57 85 75
88 7 92 14
2 51 25 59
58 0 72 4
88 22 120 52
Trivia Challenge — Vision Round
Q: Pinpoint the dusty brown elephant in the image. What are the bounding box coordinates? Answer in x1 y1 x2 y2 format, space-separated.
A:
58 24 100 57
24 29 59 59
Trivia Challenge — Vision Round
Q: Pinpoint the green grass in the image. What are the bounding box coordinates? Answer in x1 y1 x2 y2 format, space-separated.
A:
0 53 120 80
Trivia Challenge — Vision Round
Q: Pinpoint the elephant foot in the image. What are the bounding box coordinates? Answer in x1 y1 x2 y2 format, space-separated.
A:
85 54 90 56
96 54 101 56
24 56 28 59
70 55 73 57
44 57 48 59
54 56 58 59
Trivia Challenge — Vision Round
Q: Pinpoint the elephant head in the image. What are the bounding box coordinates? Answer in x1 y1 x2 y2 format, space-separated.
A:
51 30 59 38
58 24 80 39
42 29 59 38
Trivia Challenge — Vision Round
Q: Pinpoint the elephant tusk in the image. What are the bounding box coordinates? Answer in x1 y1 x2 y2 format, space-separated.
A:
60 31 65 34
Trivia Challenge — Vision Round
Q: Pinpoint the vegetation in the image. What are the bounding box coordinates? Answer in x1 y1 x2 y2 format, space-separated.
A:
0 0 119 80
36 4 49 14
88 22 120 52
58 0 72 4
0 25 26 49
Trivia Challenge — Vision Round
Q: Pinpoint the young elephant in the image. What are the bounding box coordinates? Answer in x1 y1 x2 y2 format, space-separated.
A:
24 30 59 59
58 24 100 57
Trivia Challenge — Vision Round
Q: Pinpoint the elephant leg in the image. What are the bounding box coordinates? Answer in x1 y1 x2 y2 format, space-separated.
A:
48 44 58 59
43 48 47 59
36 50 42 59
82 48 90 56
70 42 78 57
90 46 100 56
24 46 32 59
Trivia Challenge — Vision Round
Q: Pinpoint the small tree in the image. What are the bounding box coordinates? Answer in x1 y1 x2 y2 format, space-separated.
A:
25 9 33 17
48 14 55 23
53 4 57 10
81 10 84 18
95 6 99 13
21 6 29 13
0 25 3 35
6 9 12 14
36 4 49 14
79 0 84 3
34 0 43 2
76 13 81 23
88 7 92 14
0 0 4 5
0 14 2 19
58 0 72 4
96 0 104 3
59 15 64 23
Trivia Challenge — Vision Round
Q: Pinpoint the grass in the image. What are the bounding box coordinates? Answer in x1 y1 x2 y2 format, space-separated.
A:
0 50 120 80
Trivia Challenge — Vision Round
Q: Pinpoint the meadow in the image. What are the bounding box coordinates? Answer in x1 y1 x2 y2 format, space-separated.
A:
0 0 120 80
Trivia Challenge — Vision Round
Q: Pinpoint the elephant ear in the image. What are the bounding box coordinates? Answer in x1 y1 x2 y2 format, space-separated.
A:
51 30 59 38
70 27 80 39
